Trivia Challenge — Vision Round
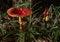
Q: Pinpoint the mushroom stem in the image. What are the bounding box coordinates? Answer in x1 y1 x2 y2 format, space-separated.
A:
45 16 49 21
19 17 23 31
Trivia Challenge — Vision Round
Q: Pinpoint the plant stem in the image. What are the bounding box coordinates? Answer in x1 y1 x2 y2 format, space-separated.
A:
19 17 23 31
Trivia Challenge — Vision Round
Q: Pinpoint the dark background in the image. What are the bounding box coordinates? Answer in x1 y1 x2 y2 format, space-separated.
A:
0 0 60 13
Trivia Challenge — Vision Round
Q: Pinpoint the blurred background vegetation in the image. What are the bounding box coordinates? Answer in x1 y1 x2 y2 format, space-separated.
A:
0 0 60 42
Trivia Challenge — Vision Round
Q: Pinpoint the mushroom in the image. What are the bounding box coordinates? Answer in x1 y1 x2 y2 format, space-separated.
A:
7 7 32 31
43 7 49 21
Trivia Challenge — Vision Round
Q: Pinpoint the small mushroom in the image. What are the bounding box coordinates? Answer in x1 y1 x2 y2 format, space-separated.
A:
7 7 32 31
43 7 49 21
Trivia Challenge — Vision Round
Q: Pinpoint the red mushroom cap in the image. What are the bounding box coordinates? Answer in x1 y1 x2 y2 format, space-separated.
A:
7 7 32 17
43 7 49 17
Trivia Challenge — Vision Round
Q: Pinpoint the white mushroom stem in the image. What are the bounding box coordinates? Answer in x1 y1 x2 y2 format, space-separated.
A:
19 17 23 31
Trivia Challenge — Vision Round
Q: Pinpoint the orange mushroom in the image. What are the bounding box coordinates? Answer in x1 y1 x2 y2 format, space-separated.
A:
7 7 32 31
